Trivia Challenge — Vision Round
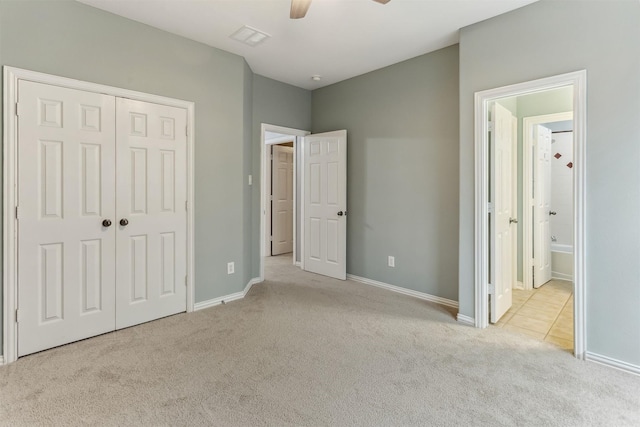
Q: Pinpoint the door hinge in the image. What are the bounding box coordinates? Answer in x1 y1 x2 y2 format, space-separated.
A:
488 121 494 132
269 195 273 201
488 283 495 294
269 236 272 242
185 201 188 211
15 206 19 219
487 202 494 214
15 309 19 323
186 125 189 137
15 102 19 116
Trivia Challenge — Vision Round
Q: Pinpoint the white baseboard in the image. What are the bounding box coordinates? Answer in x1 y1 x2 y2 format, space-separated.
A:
514 281 524 290
295 262 301 267
0 355 4 365
347 274 458 309
552 271 573 281
194 277 262 312
456 313 475 326
586 351 640 376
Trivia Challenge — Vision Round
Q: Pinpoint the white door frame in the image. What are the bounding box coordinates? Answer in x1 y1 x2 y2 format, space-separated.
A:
3 66 196 364
522 111 573 290
473 70 587 359
259 124 309 281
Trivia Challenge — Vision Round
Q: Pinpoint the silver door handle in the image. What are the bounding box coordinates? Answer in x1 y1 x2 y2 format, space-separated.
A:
509 217 518 224
549 211 557 216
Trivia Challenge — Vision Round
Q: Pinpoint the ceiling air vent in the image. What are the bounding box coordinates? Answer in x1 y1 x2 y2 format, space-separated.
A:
229 25 271 47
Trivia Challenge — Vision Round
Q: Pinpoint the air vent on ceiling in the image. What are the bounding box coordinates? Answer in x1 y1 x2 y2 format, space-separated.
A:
230 25 271 47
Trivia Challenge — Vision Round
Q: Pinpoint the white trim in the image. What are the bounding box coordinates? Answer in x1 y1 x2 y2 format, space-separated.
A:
551 272 573 281
260 124 309 281
456 314 475 326
0 355 4 365
473 70 587 361
2 66 196 364
194 278 262 311
347 274 459 309
586 352 640 376
522 111 573 290
514 281 524 290
295 261 301 267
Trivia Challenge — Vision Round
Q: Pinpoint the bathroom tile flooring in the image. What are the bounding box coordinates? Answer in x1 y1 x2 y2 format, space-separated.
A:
494 279 574 352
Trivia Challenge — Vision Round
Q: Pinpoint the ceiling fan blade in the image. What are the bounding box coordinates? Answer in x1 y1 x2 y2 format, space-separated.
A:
372 0 391 4
290 0 312 19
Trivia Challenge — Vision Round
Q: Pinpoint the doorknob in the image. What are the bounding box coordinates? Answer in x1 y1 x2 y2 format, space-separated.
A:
102 219 112 227
337 211 344 216
119 218 129 226
509 217 518 224
549 211 557 216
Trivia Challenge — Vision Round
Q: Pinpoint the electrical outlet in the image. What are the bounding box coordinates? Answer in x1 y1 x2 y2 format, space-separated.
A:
388 256 395 268
227 262 235 275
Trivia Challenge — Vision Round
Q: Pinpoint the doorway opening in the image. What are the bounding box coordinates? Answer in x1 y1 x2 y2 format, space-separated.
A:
260 124 309 281
260 125 348 282
473 71 586 359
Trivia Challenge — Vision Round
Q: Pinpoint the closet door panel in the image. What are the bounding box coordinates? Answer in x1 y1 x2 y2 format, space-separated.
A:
115 98 187 329
17 80 116 356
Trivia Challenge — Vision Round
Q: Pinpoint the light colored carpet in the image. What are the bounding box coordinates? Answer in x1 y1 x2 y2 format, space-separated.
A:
1 254 639 426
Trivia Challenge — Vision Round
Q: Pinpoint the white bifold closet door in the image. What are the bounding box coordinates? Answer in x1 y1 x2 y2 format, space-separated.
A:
17 81 187 357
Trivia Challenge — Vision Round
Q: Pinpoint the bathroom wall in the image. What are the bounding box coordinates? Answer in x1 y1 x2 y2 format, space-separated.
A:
549 130 573 248
549 129 574 281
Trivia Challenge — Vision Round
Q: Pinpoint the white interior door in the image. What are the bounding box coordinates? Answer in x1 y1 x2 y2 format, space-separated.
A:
272 145 294 255
534 124 552 288
115 98 187 329
303 130 347 280
490 103 514 323
17 81 116 356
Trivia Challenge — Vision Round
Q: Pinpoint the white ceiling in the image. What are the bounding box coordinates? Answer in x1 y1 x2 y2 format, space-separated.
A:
78 0 538 90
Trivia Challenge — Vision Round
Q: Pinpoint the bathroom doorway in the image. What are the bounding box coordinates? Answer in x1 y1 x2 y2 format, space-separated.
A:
473 71 586 357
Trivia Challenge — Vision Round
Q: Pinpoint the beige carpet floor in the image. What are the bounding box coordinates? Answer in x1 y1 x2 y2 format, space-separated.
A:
1 254 639 426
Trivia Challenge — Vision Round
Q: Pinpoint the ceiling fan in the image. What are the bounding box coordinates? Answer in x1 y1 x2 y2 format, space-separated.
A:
290 0 391 19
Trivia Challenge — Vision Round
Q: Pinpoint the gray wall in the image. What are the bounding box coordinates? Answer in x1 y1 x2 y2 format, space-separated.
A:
251 75 312 276
0 0 307 354
312 45 459 301
458 0 640 365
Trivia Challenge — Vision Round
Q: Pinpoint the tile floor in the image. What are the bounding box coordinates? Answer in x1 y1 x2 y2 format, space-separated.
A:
494 280 574 352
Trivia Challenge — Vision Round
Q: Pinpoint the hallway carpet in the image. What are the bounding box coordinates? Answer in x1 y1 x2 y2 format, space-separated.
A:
1 255 638 426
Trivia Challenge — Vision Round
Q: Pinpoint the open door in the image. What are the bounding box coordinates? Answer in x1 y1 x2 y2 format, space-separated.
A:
533 124 552 288
302 130 347 280
271 145 294 255
490 104 515 323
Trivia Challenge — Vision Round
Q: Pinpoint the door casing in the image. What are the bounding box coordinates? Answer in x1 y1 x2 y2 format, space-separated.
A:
3 66 196 364
472 70 587 359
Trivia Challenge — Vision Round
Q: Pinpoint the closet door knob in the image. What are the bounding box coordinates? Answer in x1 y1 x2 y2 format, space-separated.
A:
102 219 112 227
120 218 129 226
549 211 557 216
